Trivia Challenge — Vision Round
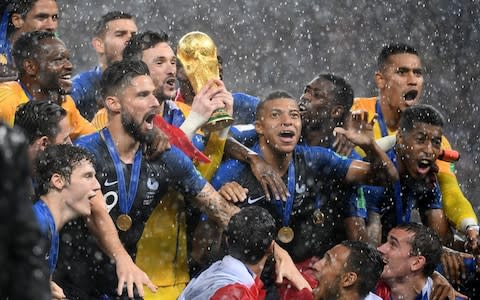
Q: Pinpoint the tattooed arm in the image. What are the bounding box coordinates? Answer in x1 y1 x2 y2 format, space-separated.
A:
194 182 241 228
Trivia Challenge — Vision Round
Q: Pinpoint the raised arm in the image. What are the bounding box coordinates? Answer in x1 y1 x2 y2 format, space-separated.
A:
335 111 399 185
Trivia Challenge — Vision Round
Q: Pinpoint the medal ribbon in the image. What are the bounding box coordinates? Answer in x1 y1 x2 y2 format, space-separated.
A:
35 200 59 274
391 154 414 225
274 161 295 227
375 99 389 137
102 128 142 216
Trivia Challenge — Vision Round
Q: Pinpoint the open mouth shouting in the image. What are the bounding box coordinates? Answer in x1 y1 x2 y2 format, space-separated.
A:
416 157 434 176
278 129 296 144
144 112 157 130
403 90 418 104
165 76 176 90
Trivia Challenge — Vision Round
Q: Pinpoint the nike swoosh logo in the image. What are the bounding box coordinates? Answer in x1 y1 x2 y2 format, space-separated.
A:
247 195 265 204
104 179 118 187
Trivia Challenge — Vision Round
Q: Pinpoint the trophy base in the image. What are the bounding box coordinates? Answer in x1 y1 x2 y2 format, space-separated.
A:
203 111 234 132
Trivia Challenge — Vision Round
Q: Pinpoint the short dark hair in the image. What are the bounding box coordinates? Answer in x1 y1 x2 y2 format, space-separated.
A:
226 207 276 264
35 144 94 196
317 74 354 121
396 223 442 277
377 43 418 71
93 11 133 38
14 101 67 144
101 59 150 100
399 104 444 134
12 31 56 73
340 240 384 298
256 90 295 121
123 30 169 61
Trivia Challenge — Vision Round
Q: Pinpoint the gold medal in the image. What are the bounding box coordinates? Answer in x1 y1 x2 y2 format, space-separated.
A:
312 209 325 225
277 226 294 243
116 214 132 231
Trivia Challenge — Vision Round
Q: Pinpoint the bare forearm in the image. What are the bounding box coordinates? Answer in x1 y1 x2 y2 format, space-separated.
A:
195 183 240 228
86 193 130 261
224 137 257 163
363 142 399 184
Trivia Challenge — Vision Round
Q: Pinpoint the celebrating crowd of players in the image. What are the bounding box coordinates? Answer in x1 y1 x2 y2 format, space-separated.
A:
0 1 479 300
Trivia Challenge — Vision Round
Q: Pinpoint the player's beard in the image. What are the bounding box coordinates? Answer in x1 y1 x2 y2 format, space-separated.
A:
121 111 147 143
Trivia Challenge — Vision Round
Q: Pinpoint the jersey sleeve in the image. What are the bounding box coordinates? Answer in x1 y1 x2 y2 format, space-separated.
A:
0 83 24 127
211 158 247 190
437 136 478 231
230 124 258 148
160 146 207 197
305 146 353 179
63 96 96 141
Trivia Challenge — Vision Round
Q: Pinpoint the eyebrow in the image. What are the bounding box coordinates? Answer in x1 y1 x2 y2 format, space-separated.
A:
389 235 400 245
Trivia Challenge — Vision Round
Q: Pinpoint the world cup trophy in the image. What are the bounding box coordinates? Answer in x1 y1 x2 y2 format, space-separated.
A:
177 31 234 132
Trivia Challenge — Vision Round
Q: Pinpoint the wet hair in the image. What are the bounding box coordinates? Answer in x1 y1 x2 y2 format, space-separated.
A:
316 74 354 121
340 240 384 298
14 101 67 144
35 144 94 196
93 11 134 38
101 59 150 100
377 43 418 71
256 90 295 121
395 223 442 277
12 30 56 73
122 30 169 61
226 207 276 265
399 104 444 134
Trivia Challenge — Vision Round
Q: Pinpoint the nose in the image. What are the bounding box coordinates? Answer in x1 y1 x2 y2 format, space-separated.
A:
93 178 101 192
407 71 419 86
62 56 73 71
377 243 386 254
167 61 176 76
150 94 160 108
300 92 311 104
44 17 57 32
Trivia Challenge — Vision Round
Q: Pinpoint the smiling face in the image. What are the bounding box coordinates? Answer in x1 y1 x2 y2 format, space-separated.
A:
142 42 177 101
35 37 73 95
376 53 424 113
396 122 442 180
63 159 100 216
312 244 350 300
117 75 160 141
377 228 417 280
255 98 301 154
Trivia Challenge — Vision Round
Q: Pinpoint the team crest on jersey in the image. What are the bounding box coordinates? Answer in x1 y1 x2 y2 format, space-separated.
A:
147 177 159 191
296 183 306 194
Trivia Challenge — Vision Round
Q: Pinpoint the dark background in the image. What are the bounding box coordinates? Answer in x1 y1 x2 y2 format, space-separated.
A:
58 0 479 215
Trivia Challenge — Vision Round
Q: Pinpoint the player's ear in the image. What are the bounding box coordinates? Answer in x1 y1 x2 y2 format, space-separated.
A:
92 37 105 54
375 70 385 90
340 271 357 288
104 95 121 113
11 13 24 29
50 173 66 190
23 58 39 76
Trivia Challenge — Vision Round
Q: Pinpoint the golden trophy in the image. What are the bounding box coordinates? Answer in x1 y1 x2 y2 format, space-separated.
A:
177 31 234 132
